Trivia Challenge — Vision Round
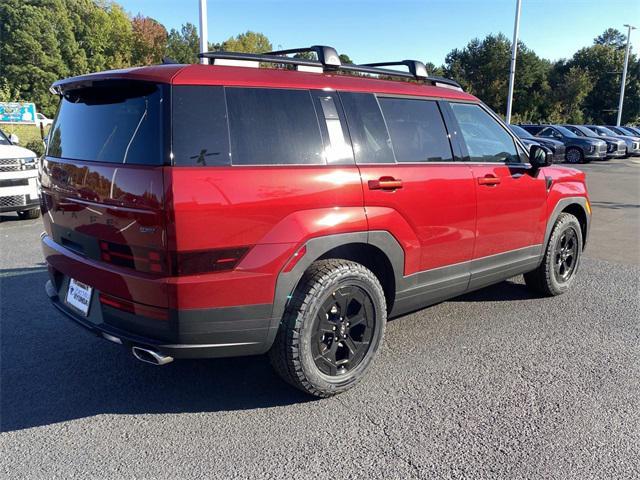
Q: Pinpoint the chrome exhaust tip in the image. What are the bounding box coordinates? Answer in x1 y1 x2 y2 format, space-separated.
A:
132 346 173 366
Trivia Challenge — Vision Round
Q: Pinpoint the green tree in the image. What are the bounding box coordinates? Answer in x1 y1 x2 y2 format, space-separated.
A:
0 0 134 115
547 65 592 123
221 31 272 53
563 40 639 124
166 22 200 63
0 78 22 103
65 0 133 72
443 33 551 121
339 54 354 65
594 28 626 49
0 0 77 116
131 14 167 65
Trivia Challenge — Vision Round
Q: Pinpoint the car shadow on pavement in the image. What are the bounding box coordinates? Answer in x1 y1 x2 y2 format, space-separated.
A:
589 201 640 210
0 213 25 223
449 278 536 303
0 268 312 433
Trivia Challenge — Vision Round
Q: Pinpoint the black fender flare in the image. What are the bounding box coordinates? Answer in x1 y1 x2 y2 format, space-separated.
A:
264 231 405 348
543 197 590 249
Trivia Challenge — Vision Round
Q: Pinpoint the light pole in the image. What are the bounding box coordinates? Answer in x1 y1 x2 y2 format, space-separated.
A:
505 0 522 124
616 24 636 126
199 0 208 64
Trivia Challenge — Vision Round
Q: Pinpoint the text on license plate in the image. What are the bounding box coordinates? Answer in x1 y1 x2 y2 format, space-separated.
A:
66 278 92 316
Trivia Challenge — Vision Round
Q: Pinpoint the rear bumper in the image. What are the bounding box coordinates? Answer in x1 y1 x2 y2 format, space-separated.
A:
46 279 275 359
43 233 279 359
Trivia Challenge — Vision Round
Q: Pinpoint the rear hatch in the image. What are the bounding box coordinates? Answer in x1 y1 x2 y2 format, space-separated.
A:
40 80 169 276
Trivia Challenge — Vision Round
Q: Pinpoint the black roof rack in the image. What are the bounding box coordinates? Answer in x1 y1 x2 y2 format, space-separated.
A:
266 45 342 69
362 60 428 79
198 45 462 90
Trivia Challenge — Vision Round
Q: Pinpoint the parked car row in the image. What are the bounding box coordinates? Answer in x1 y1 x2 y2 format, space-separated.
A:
512 124 640 163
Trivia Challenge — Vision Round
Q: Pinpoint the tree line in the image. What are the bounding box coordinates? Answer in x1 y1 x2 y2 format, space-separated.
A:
1 0 638 124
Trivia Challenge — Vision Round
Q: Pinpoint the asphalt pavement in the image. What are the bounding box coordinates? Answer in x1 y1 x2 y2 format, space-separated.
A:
1 158 638 479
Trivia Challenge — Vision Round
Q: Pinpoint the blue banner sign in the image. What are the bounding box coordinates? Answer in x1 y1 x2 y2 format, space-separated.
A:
0 102 37 124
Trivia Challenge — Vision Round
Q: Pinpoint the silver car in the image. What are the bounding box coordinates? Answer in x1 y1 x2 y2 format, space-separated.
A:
588 125 640 156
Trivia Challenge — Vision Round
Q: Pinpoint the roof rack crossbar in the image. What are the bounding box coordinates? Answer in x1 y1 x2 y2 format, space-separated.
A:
199 51 323 68
362 60 429 79
266 45 342 69
198 46 463 90
360 60 462 89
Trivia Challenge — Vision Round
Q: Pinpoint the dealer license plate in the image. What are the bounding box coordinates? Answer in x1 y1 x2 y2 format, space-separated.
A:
66 278 92 316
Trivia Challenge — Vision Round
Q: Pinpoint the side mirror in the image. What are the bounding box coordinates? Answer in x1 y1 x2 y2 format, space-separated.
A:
530 144 552 167
9 133 19 145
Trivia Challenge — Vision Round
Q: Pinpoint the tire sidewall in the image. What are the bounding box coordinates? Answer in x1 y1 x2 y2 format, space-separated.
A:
545 215 583 295
297 269 386 394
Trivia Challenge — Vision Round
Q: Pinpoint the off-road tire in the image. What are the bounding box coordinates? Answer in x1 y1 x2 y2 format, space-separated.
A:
269 259 387 398
524 213 582 296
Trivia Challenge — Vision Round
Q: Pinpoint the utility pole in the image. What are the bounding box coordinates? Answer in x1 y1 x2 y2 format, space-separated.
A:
199 0 208 65
505 0 522 124
616 24 636 126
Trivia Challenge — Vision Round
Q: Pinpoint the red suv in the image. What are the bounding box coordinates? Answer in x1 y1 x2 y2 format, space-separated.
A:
41 46 590 397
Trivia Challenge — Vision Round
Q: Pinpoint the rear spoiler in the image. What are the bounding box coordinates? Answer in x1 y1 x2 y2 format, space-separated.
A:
50 65 185 95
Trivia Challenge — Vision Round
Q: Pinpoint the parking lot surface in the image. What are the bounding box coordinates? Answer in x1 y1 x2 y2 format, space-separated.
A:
1 159 639 479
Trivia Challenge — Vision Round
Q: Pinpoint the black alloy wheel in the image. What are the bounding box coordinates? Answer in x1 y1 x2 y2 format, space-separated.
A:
311 285 375 376
553 227 579 283
524 212 583 296
269 259 386 397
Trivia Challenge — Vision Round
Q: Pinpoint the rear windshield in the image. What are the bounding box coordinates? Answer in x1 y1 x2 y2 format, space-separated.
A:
47 81 165 165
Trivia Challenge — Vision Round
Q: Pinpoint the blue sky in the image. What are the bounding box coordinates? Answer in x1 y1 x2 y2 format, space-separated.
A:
119 0 639 65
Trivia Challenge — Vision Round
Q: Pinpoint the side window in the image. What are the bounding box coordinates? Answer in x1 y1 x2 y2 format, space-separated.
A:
172 85 230 166
449 103 519 163
538 127 556 138
378 97 453 162
339 92 395 164
311 91 353 164
226 87 324 165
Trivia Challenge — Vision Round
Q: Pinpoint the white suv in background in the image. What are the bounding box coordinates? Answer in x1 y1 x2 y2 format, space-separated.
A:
0 130 40 219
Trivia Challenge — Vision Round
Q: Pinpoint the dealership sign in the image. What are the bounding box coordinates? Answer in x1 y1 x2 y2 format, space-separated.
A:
0 102 37 124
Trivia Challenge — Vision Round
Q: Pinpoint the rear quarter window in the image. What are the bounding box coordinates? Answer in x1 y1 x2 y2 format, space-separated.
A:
48 81 165 165
172 86 230 166
226 87 325 165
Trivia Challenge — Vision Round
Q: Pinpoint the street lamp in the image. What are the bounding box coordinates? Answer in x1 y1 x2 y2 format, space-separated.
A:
199 0 208 64
616 24 636 126
505 0 522 124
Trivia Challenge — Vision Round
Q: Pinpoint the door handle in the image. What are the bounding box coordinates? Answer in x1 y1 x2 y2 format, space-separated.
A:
477 175 501 186
368 177 403 191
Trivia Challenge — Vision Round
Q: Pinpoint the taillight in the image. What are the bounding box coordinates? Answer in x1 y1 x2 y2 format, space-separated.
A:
99 293 169 320
170 247 249 275
99 241 166 274
98 240 249 276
